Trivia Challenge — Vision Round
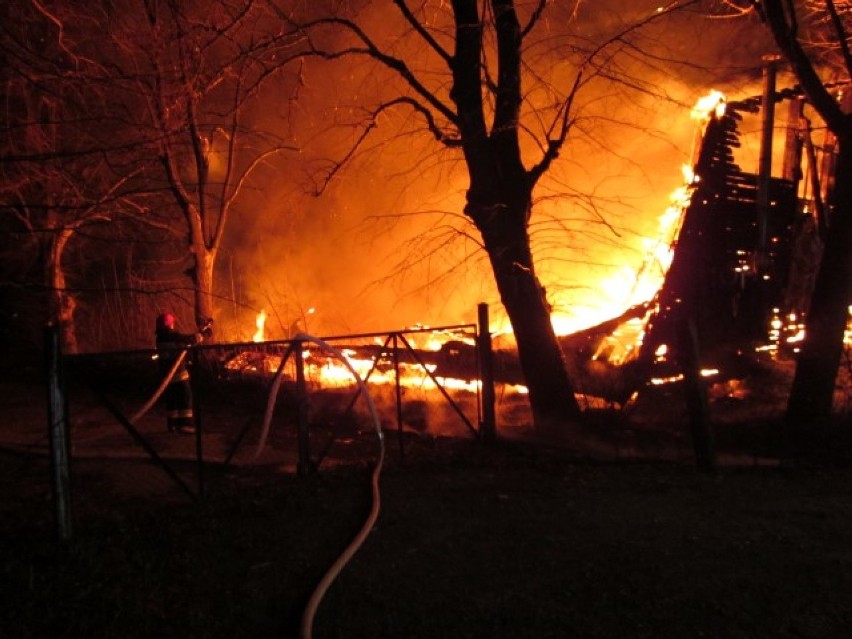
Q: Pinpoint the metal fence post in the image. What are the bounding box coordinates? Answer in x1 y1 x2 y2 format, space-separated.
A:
477 303 496 442
191 346 204 497
45 324 72 542
392 333 405 458
294 340 311 475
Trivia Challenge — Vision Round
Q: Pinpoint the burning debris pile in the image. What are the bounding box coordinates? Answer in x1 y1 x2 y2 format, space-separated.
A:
217 325 505 437
221 327 497 392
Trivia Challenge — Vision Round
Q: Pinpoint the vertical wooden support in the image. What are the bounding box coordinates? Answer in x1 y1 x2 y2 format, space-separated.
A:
294 340 311 476
679 319 716 471
757 54 780 262
782 97 804 182
45 324 72 542
477 303 496 443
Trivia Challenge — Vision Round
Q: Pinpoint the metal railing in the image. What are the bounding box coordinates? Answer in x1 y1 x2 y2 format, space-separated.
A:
45 305 498 538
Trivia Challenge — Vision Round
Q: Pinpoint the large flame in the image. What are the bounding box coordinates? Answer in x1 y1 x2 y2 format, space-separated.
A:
546 159 699 356
544 91 719 343
228 90 740 394
542 93 718 367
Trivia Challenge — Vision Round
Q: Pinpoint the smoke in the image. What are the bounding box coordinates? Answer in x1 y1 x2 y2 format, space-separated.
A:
219 0 782 339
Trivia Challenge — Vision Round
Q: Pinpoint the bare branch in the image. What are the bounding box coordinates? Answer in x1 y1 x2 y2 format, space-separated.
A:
315 120 375 196
825 0 852 78
29 0 87 68
710 0 755 18
380 96 463 146
214 144 296 251
759 0 848 133
527 0 701 185
528 69 583 185
269 8 458 126
392 0 453 64
521 0 553 38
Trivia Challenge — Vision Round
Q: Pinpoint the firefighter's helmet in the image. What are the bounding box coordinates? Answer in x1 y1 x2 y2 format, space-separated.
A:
156 313 176 333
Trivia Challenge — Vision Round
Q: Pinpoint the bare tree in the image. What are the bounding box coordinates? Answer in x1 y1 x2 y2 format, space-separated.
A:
3 0 306 344
267 0 700 433
104 0 303 333
0 1 150 352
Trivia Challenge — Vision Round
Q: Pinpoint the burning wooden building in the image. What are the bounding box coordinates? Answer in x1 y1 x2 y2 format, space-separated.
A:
221 71 842 415
562 65 846 405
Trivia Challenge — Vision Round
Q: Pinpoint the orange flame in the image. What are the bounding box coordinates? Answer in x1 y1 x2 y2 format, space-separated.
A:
691 90 726 121
253 310 267 343
233 90 734 385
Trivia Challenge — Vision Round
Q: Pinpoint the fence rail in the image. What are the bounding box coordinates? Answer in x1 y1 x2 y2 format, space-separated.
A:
45 306 498 537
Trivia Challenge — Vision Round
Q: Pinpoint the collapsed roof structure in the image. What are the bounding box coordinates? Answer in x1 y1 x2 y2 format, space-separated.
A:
564 59 848 403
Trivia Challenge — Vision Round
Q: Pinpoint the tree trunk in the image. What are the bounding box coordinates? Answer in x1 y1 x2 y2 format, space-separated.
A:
194 248 216 333
786 133 852 444
186 201 216 335
473 198 581 434
448 0 581 435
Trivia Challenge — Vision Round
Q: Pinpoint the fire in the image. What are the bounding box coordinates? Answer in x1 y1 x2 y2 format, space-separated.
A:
253 310 267 342
230 89 739 400
546 93 712 343
547 157 698 356
574 95 715 361
761 307 852 358
222 332 540 400
590 317 648 366
404 327 475 351
319 90 720 359
691 90 726 121
650 369 719 386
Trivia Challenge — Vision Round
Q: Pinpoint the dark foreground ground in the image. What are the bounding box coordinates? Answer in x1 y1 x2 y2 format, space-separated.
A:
4 438 852 638
3 373 852 638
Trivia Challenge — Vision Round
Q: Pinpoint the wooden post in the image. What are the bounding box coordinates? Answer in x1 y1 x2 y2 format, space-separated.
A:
781 97 804 183
757 54 780 264
679 319 716 471
477 303 496 442
45 324 73 542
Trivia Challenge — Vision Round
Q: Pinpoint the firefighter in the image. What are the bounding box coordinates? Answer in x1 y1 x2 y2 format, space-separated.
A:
155 313 212 434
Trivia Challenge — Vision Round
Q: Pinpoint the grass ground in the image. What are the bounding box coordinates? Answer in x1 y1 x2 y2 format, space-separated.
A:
4 429 852 638
4 352 852 639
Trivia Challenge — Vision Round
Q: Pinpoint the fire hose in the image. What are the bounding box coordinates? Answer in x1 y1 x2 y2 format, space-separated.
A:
258 334 383 639
253 344 289 461
131 323 211 425
129 349 188 425
135 334 384 638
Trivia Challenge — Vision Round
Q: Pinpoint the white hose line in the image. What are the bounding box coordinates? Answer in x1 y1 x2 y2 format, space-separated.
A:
293 333 385 639
252 343 293 462
129 349 188 425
